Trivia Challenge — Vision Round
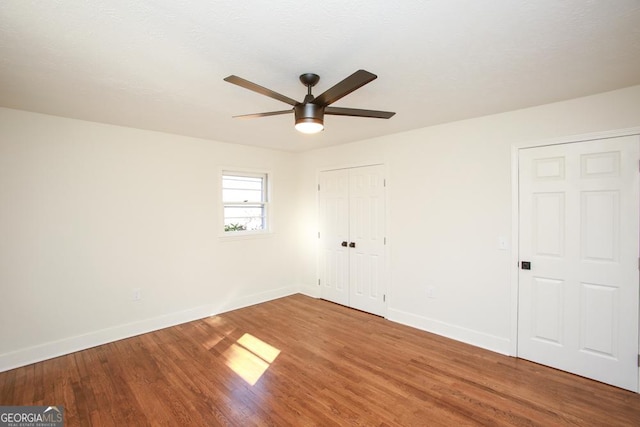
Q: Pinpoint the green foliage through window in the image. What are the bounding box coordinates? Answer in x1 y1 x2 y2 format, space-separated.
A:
224 223 247 232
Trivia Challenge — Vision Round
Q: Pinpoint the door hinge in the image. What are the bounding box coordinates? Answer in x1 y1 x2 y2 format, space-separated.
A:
318 279 321 286
384 237 387 245
318 231 320 239
318 184 320 191
383 179 386 187
383 294 386 302
637 354 640 367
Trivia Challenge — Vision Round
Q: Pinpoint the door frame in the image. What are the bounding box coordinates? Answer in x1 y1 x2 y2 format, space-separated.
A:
509 126 640 389
316 162 390 318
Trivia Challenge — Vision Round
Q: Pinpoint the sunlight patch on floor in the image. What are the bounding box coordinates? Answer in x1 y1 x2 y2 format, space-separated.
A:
224 333 281 385
237 333 280 363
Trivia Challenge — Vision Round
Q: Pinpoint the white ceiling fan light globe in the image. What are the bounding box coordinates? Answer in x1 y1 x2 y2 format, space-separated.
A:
295 120 324 134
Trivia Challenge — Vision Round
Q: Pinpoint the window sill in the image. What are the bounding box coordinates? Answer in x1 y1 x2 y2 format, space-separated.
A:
218 230 273 242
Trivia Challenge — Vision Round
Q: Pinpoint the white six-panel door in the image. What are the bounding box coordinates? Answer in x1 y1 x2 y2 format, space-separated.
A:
518 135 639 391
348 166 386 315
318 169 350 306
319 165 386 316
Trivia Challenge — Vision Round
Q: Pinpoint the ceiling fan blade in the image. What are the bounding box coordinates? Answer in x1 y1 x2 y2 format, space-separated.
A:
313 70 378 107
325 106 395 119
232 110 293 119
224 75 299 106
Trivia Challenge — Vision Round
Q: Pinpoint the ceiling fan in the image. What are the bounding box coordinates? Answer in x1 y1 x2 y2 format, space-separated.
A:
223 70 395 134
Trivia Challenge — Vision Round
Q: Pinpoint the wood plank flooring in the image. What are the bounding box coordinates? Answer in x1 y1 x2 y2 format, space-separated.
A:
1 294 639 426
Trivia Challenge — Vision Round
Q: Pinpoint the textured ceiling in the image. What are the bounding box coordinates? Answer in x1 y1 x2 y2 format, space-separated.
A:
1 1 640 152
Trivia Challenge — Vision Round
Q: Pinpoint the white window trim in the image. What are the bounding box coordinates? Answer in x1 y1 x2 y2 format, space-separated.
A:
219 169 272 240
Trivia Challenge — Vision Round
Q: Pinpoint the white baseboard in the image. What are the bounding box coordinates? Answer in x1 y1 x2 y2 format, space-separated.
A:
298 282 320 298
386 308 511 356
1 290 511 373
0 286 298 373
214 286 299 314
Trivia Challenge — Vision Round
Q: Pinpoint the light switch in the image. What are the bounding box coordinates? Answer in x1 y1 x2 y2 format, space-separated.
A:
498 237 509 250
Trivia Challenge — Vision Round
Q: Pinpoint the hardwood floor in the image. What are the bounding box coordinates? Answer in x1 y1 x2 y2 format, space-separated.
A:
1 294 639 426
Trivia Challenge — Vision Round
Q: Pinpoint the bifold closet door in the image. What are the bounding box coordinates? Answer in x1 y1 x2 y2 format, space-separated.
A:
319 165 386 316
318 168 350 307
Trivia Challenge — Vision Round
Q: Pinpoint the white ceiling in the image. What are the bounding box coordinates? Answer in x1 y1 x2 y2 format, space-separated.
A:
1 1 640 152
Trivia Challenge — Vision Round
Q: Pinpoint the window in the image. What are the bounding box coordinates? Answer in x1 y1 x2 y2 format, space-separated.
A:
222 171 268 233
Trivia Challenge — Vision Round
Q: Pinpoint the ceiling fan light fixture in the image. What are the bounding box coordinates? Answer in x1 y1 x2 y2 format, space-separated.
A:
294 103 324 134
295 118 324 134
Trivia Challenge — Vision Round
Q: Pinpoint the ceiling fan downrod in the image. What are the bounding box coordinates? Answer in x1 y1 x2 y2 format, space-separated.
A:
299 73 320 103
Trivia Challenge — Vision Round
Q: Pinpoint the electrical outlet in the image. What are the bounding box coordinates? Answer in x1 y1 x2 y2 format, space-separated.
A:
132 288 141 302
426 285 437 299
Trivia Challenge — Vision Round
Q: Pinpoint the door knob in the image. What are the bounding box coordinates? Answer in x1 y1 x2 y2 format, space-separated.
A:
349 242 356 248
341 241 348 247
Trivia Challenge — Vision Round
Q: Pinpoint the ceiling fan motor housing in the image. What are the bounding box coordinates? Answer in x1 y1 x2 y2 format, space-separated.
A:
294 102 324 126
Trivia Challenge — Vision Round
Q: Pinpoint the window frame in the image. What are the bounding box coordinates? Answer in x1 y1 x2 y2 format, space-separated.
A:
220 169 271 238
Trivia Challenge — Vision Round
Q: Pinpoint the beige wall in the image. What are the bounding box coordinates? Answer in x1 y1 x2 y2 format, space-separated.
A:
0 108 300 370
1 84 639 369
296 85 640 353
